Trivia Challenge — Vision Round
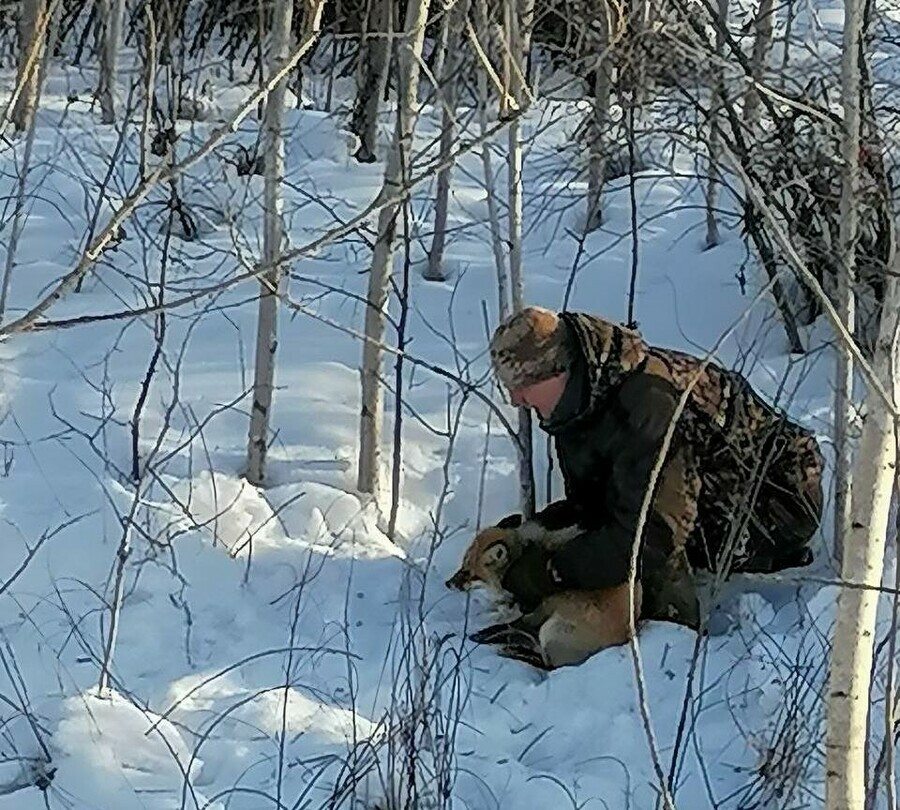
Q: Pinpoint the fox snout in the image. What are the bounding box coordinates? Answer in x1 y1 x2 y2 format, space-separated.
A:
446 568 473 590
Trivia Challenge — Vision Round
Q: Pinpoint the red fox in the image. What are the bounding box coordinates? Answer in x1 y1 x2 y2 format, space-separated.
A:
445 522 641 670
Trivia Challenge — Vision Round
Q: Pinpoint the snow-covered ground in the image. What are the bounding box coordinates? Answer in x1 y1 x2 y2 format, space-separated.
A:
0 19 895 808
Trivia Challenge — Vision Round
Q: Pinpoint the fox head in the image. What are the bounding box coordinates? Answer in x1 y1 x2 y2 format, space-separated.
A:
445 526 517 593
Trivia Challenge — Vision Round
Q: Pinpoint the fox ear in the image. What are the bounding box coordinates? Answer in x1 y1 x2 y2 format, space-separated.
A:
486 542 508 565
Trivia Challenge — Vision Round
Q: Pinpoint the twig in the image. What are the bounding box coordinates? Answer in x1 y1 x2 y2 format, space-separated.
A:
0 13 327 338
626 274 787 810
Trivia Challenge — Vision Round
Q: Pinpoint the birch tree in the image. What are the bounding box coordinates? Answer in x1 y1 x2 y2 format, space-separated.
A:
474 0 511 316
97 0 126 124
357 0 431 497
823 3 897 796
247 0 326 486
505 0 536 518
705 0 728 248
11 0 49 133
833 0 864 566
585 0 612 233
824 256 899 808
0 0 58 322
351 0 394 163
425 0 473 282
743 0 775 131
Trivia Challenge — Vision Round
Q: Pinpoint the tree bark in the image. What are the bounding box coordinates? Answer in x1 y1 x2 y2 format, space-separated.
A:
97 0 125 124
705 0 728 248
506 0 535 519
425 0 473 282
357 0 431 497
824 257 899 808
475 0 510 318
743 0 774 130
351 0 393 163
12 0 48 133
833 0 863 566
0 0 57 322
585 0 612 233
247 0 326 486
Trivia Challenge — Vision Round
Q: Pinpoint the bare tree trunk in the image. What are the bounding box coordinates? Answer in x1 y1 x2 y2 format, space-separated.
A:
474 0 510 318
425 0 472 282
12 0 49 133
705 0 728 248
824 261 899 809
247 0 326 486
428 0 451 99
780 0 796 82
620 0 650 169
833 0 863 567
138 1 158 181
357 0 431 497
0 0 58 322
351 0 393 163
505 0 535 518
324 0 342 111
743 0 774 130
585 0 611 233
97 0 125 124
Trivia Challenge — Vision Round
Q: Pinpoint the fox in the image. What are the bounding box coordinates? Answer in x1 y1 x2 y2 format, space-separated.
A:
445 522 642 670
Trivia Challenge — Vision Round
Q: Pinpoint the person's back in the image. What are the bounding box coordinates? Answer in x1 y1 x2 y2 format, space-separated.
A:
560 311 824 577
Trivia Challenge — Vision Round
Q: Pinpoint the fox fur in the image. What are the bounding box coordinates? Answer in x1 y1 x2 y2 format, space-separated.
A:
446 522 641 670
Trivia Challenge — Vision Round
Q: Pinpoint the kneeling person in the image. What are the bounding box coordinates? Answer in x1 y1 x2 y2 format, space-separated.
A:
485 306 823 627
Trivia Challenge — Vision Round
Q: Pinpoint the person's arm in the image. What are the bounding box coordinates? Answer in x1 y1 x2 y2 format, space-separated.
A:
548 373 680 590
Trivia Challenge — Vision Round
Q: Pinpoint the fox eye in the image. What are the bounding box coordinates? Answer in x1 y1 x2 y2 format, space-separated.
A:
486 543 508 565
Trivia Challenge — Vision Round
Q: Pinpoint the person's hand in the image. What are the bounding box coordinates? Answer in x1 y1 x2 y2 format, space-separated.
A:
500 543 563 610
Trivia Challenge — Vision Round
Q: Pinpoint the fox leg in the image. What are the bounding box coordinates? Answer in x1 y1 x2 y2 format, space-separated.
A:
538 585 640 668
468 604 550 646
496 642 553 671
468 622 534 645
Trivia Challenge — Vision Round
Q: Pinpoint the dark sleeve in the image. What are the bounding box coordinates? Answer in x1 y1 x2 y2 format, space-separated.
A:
549 373 680 590
495 513 523 529
531 498 584 530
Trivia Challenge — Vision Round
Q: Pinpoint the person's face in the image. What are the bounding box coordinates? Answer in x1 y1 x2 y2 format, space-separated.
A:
507 372 568 419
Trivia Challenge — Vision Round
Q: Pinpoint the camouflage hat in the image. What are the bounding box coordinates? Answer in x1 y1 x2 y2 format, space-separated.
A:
490 307 574 390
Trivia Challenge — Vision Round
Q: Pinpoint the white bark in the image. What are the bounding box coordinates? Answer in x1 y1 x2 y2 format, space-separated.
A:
97 0 125 124
425 0 472 282
705 0 728 248
585 0 611 233
512 0 536 112
833 0 863 566
475 0 510 317
247 0 326 485
357 0 431 496
0 0 57 322
824 264 900 808
744 0 775 130
506 0 535 518
138 1 158 180
12 0 48 133
508 129 524 311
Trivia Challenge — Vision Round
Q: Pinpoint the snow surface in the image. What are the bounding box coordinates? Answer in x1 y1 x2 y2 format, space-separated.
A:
0 16 896 810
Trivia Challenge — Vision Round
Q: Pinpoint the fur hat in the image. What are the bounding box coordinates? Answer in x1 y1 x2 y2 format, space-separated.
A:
489 307 574 390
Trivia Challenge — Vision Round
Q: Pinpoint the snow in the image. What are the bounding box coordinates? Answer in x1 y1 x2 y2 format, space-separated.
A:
0 18 894 810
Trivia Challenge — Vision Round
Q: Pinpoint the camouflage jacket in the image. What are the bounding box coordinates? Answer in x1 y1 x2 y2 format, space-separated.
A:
529 312 824 590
